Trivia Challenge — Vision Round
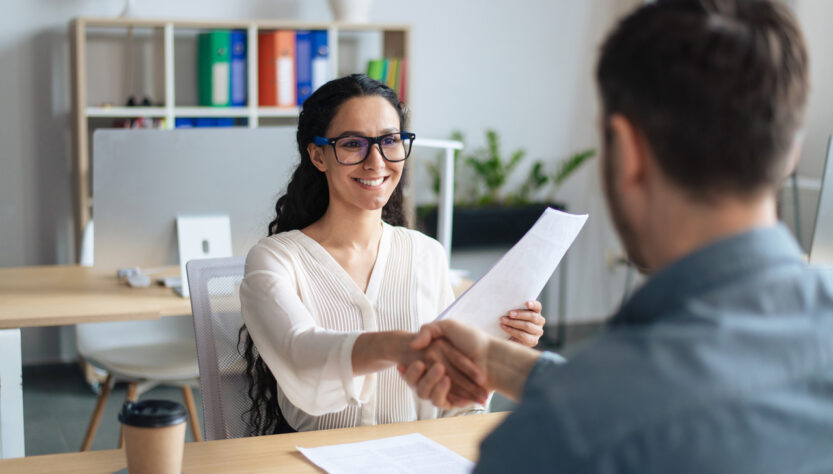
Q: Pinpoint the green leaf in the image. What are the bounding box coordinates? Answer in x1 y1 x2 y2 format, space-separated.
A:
552 149 595 188
506 149 525 175
507 159 549 205
531 162 548 189
486 129 499 162
456 129 531 205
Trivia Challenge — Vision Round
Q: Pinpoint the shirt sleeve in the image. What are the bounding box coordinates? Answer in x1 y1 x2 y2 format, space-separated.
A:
239 240 372 416
474 353 569 473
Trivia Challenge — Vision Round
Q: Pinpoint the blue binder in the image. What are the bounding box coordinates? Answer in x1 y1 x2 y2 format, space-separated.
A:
230 30 247 106
311 30 329 92
174 118 195 128
295 30 313 105
195 118 217 127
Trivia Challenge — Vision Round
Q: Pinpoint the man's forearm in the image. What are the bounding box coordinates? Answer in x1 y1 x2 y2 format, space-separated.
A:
485 338 541 401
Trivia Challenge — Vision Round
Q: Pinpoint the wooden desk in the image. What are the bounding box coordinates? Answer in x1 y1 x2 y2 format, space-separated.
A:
0 412 507 473
0 265 191 458
0 265 189 329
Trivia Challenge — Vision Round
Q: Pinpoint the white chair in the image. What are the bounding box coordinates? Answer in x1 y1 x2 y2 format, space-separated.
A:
185 256 250 440
77 221 203 450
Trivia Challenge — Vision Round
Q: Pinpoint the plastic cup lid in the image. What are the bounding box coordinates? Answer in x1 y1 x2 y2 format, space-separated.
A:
118 400 188 428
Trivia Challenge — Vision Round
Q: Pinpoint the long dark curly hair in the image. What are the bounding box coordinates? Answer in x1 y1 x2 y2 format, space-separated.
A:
239 74 408 435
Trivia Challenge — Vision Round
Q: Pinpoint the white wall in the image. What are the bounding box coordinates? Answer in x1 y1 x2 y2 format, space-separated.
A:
3 0 831 363
778 0 833 251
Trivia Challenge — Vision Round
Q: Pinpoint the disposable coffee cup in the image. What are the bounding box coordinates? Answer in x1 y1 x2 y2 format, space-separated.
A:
118 399 187 474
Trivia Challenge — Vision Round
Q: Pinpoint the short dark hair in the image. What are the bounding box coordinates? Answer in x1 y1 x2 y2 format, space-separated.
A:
596 0 809 197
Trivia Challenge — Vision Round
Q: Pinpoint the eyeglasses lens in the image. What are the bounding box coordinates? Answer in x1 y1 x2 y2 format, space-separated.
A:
334 134 412 164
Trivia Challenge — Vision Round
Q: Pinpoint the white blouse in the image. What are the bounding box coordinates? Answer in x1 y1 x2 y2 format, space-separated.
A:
240 223 467 431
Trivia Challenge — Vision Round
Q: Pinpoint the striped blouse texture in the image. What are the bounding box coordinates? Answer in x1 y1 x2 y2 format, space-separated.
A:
240 223 459 431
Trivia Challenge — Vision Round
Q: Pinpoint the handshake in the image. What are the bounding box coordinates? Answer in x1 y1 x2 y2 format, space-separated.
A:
396 301 545 410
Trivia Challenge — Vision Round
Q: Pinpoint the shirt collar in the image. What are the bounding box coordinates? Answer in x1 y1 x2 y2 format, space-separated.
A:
612 223 804 326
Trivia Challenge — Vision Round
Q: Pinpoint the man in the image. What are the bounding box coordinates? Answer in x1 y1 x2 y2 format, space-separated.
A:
400 0 833 472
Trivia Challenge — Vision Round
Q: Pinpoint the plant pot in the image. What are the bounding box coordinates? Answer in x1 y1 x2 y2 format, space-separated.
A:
328 0 373 23
417 202 566 250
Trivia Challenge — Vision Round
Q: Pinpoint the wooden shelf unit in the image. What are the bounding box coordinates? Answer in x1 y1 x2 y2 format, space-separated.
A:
69 17 410 260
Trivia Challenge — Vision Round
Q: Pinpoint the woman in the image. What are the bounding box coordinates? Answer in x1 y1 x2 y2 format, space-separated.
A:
239 74 545 435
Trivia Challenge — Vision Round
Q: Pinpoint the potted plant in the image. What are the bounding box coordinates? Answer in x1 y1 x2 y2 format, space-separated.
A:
418 129 595 249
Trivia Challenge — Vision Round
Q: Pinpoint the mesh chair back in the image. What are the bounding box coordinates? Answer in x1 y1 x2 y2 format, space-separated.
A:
186 256 250 440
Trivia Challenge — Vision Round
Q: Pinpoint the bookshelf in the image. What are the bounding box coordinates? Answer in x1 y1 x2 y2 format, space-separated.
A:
69 17 410 260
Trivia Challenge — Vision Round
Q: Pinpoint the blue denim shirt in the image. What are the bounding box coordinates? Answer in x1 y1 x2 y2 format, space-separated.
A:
476 224 833 473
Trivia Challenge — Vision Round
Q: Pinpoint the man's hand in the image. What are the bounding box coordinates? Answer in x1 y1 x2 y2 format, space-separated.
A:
404 336 488 406
398 320 492 409
399 320 542 408
353 330 487 406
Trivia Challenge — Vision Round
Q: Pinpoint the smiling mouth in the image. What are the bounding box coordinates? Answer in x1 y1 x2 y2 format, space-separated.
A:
354 177 387 187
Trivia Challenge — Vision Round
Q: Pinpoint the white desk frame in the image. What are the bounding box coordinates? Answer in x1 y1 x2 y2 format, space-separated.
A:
0 329 24 458
413 138 464 259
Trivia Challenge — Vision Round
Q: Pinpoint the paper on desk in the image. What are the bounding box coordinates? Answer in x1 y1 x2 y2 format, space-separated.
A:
297 433 473 474
437 208 587 339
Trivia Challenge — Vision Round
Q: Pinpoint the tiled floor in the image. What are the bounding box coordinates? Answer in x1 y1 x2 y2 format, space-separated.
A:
22 364 203 456
21 321 605 456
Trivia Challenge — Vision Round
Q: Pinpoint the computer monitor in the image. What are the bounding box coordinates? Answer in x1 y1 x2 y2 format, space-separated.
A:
93 128 297 271
808 135 833 265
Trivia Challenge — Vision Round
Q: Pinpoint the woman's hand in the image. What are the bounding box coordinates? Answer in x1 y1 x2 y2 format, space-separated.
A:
400 320 541 409
353 330 486 406
399 320 492 409
500 300 545 347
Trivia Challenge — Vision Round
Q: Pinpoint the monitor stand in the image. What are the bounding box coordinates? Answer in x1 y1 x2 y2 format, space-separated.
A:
175 215 233 298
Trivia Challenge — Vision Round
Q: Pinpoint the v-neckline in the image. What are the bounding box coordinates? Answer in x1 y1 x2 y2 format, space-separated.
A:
294 223 390 303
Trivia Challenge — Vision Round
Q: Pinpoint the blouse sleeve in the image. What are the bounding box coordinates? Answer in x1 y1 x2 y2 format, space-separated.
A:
239 241 372 416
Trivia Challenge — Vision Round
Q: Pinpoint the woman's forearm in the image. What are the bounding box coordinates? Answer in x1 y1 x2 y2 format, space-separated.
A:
352 331 415 375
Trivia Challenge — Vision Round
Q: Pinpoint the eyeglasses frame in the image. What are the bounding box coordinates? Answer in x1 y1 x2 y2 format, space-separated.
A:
313 132 416 165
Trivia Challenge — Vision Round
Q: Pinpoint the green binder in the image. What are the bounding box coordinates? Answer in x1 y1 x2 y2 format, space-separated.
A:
198 30 231 107
366 59 385 81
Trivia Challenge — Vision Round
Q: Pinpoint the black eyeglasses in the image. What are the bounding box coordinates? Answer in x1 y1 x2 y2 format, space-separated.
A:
313 132 415 165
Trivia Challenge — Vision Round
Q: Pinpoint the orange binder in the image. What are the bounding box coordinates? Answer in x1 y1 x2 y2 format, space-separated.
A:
258 31 296 107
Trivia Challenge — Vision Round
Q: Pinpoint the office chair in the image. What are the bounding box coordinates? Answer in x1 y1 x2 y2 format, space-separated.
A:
185 256 251 440
77 221 203 451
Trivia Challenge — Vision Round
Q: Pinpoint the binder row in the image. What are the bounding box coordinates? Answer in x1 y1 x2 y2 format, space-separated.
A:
366 58 407 104
197 29 330 108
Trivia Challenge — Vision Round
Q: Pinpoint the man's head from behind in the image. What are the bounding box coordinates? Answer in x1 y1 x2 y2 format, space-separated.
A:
596 0 809 271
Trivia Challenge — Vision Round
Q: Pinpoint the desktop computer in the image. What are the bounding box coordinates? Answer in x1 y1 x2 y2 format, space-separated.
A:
93 127 298 277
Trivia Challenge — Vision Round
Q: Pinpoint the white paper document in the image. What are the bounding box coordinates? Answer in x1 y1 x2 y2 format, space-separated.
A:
297 433 474 474
437 208 588 339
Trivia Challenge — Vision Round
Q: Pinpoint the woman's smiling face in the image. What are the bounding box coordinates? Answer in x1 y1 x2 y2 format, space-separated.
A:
308 95 404 214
